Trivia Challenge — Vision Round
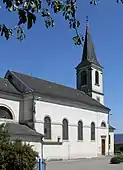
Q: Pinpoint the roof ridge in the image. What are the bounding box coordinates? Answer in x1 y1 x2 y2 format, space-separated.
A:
10 70 109 110
11 70 87 94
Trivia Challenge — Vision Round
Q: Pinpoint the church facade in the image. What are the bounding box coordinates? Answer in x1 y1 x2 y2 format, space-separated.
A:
0 25 114 160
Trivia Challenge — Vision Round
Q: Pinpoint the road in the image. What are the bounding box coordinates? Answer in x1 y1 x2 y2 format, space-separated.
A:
47 157 123 170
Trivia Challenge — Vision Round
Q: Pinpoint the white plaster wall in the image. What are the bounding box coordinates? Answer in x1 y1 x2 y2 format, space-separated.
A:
92 92 104 105
0 97 20 122
109 132 114 155
91 67 104 104
91 68 103 93
34 100 109 160
96 112 108 156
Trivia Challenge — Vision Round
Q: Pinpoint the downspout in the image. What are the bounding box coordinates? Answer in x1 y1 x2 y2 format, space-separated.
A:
108 112 109 156
108 111 112 156
97 112 99 157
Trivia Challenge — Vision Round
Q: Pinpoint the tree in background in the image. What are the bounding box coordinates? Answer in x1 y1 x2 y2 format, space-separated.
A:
0 0 123 44
0 123 38 170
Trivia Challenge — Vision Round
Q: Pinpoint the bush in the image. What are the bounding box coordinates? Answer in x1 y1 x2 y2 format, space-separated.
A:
117 155 123 162
0 123 38 170
110 157 121 164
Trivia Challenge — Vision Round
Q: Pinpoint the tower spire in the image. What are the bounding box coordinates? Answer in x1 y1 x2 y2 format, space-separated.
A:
75 18 104 104
85 16 89 34
86 16 89 27
76 17 102 69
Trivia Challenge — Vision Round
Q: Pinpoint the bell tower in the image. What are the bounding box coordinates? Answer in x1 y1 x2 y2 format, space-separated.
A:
76 20 104 105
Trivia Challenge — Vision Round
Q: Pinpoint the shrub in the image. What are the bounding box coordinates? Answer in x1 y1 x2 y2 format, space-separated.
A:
120 147 123 152
0 123 38 170
110 156 121 164
117 155 123 162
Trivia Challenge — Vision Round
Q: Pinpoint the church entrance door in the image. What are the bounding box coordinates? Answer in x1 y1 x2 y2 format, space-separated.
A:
101 139 105 155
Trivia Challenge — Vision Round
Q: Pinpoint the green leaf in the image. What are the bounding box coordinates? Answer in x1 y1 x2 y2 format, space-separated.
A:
15 26 26 41
45 20 51 28
8 6 13 12
42 9 50 17
73 21 76 29
0 24 12 40
73 35 82 45
3 0 12 9
51 19 55 27
65 13 69 20
18 9 27 25
77 20 80 28
27 12 36 29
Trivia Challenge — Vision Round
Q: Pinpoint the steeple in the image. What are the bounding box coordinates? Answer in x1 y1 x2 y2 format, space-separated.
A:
76 18 104 105
76 19 102 70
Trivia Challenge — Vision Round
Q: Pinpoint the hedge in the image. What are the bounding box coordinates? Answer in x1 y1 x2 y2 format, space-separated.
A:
110 155 123 164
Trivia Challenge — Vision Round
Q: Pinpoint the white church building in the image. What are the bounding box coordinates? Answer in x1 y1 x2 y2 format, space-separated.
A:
0 25 115 160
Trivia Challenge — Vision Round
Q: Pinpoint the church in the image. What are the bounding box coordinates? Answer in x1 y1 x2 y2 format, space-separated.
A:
0 24 115 160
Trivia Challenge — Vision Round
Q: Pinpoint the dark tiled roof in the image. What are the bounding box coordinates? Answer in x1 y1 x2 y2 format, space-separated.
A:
76 25 102 69
6 122 43 142
109 125 115 130
11 71 110 112
0 78 21 95
114 134 123 144
109 125 115 132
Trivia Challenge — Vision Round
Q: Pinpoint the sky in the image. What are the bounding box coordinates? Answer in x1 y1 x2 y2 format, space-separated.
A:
0 0 123 132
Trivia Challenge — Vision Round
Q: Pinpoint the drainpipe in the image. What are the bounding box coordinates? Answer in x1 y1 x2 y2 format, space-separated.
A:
39 137 45 170
108 113 109 156
97 112 99 157
108 113 112 156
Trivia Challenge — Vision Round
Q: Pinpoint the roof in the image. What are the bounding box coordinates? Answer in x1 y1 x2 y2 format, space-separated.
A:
0 78 21 95
109 125 115 130
6 122 43 142
114 134 123 144
109 125 116 132
10 70 110 113
76 25 102 69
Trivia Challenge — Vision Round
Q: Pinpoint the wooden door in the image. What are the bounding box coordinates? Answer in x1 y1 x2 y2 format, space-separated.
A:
101 139 105 155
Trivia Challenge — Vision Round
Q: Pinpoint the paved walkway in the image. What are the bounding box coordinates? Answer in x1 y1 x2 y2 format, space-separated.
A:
47 157 123 170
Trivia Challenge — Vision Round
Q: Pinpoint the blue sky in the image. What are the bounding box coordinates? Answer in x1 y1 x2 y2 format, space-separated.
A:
0 0 123 132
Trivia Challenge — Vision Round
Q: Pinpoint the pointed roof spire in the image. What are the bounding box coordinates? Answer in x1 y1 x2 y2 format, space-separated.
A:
80 17 102 68
86 16 89 27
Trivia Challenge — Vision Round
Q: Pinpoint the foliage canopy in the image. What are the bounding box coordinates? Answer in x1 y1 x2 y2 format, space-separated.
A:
0 0 123 44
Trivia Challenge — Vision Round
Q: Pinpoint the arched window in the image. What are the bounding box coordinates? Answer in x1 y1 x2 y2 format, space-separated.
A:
44 116 51 139
0 106 13 119
62 119 68 140
91 122 95 141
81 71 87 85
101 122 106 127
78 121 83 140
95 71 99 85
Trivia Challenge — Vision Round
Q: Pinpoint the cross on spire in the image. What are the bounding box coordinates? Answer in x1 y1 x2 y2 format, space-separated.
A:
86 16 89 26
